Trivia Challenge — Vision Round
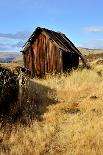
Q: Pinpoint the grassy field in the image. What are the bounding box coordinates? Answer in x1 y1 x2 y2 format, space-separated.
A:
0 66 103 154
0 50 103 155
78 47 103 55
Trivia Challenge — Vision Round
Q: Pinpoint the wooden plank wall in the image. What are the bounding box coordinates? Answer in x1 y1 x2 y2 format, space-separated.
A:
24 32 63 77
30 32 63 77
23 49 32 71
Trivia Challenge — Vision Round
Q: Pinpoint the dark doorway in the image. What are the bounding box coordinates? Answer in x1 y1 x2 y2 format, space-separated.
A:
62 51 79 72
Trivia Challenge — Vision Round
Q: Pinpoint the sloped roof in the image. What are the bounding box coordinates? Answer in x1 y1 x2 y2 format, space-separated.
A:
23 27 82 56
22 27 88 68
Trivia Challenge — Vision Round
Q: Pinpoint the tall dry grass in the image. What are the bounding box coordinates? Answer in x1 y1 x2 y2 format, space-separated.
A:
0 65 103 155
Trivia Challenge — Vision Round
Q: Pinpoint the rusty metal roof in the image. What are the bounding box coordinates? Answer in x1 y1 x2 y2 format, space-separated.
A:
23 27 82 56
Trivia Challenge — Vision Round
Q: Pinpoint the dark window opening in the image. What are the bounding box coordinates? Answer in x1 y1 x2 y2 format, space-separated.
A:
62 51 79 72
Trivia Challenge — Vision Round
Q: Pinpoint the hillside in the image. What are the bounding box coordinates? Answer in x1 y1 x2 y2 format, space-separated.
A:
0 52 22 63
79 48 103 65
0 48 103 63
0 49 103 154
0 67 103 155
78 47 103 55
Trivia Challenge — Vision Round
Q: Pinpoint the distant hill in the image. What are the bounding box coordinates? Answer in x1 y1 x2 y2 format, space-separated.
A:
78 48 103 55
0 57 15 62
1 48 103 64
0 52 23 63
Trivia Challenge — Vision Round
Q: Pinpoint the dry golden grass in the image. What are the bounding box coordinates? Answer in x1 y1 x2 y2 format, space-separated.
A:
0 62 21 71
1 65 103 155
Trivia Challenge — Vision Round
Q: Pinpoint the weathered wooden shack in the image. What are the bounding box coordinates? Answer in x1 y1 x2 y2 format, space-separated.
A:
21 27 87 77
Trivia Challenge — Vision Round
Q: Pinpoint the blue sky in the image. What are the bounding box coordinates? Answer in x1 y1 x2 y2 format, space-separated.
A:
0 0 103 52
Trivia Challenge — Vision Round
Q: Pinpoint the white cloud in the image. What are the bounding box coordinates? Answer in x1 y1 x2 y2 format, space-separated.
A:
84 26 103 33
80 39 103 49
0 37 26 52
0 31 30 52
0 31 31 39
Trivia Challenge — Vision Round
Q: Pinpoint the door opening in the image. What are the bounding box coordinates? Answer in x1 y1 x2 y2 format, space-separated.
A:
62 51 79 72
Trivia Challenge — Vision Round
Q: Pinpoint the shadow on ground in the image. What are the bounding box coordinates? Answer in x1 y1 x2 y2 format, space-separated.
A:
0 67 57 127
11 79 57 125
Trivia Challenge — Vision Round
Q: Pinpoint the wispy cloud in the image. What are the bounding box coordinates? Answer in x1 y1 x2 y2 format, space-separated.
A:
0 31 31 39
0 31 29 52
0 43 12 51
80 39 103 49
0 40 25 52
84 26 103 33
11 41 25 48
